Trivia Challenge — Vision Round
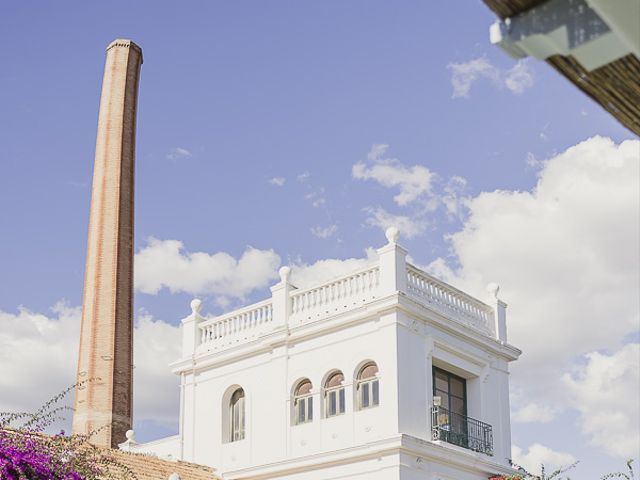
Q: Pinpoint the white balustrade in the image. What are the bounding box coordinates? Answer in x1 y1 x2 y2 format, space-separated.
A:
199 299 273 350
406 264 495 334
290 266 380 324
192 260 496 355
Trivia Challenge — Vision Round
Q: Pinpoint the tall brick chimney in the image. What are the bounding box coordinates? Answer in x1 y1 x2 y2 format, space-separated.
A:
72 39 143 449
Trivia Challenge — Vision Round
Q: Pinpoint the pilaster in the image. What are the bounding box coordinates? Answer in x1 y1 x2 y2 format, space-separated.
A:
181 299 204 357
487 283 508 343
270 266 293 330
376 227 408 296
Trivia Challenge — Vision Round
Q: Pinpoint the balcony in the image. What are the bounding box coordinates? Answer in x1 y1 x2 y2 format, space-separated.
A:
431 406 493 456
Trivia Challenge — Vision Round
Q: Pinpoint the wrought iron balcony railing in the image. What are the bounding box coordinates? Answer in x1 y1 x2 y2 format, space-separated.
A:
431 406 493 456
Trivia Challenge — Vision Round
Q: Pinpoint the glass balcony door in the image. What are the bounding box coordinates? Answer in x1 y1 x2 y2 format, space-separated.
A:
433 366 467 447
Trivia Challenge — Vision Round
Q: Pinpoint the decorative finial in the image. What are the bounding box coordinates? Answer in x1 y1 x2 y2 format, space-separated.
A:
190 298 202 315
385 226 400 244
487 282 500 299
125 429 136 442
279 266 291 283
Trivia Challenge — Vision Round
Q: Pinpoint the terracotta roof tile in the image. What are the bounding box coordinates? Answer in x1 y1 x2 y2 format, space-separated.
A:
102 449 220 480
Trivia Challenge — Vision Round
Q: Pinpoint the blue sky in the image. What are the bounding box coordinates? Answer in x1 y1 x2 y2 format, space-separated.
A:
1 1 638 478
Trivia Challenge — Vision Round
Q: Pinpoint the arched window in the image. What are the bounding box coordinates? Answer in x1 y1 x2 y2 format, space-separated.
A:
324 371 345 417
229 388 245 442
293 379 313 425
356 362 379 410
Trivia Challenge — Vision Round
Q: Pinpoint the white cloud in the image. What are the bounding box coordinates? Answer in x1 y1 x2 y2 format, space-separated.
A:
364 206 427 239
448 56 499 99
510 387 560 424
268 177 286 187
448 57 534 98
0 302 80 415
289 249 378 289
0 303 181 433
135 238 281 300
352 144 435 206
504 61 535 94
525 151 541 168
563 343 640 458
442 175 469 219
297 171 310 183
512 444 576 475
427 136 639 455
433 137 639 369
352 145 469 238
132 312 181 426
166 147 192 160
305 189 326 208
310 224 338 239
539 123 551 142
511 402 558 424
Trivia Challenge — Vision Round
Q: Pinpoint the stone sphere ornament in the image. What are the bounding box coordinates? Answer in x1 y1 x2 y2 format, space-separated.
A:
279 266 292 282
190 298 203 315
385 226 400 244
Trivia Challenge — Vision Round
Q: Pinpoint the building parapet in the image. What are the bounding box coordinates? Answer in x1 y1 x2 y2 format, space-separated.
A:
198 298 274 350
181 227 507 358
406 264 495 336
290 264 381 325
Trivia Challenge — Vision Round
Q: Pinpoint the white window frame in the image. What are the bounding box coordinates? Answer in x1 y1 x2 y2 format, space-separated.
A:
324 385 345 418
293 379 314 425
356 362 380 410
229 389 245 442
357 376 379 410
293 392 313 425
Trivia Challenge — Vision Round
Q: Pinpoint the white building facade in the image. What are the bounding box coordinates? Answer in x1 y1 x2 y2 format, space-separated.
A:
127 228 522 480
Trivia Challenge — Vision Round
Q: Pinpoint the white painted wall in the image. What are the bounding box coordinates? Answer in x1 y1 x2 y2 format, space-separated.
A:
129 229 521 479
180 310 400 472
